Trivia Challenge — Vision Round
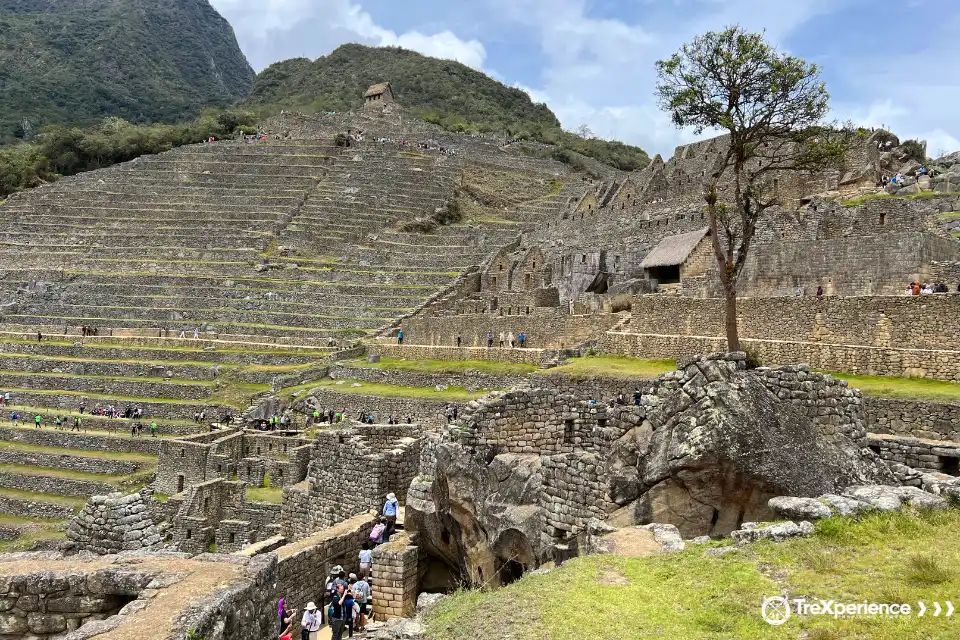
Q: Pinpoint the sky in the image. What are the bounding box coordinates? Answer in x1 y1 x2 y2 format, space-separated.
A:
209 0 960 158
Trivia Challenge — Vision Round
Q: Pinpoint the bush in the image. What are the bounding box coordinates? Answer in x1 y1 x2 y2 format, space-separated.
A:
333 133 348 147
899 139 927 164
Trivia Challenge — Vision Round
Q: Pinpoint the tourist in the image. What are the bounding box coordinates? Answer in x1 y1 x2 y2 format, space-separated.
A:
280 619 295 640
193 328 199 340
179 330 186 339
499 331 505 348
342 588 357 638
456 334 462 348
34 413 41 428
370 518 386 546
37 331 42 342
278 596 291 635
507 331 515 348
358 542 373 578
921 283 934 295
383 493 399 540
397 329 404 345
487 331 494 348
795 285 803 296
300 601 321 640
352 574 371 630
445 405 455 423
633 387 642 406
816 285 823 299
616 392 625 406
519 332 526 348
10 411 18 426
151 422 158 438
327 585 347 640
312 409 320 424
912 282 922 296
55 416 62 430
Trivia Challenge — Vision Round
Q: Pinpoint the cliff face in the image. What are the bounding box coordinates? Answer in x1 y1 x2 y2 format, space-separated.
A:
0 0 255 143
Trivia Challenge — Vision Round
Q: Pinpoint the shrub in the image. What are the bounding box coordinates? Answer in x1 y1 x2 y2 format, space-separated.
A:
743 348 763 369
899 139 927 164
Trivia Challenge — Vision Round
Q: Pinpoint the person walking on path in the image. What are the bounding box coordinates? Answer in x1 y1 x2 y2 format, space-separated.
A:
487 331 493 348
507 331 515 348
397 329 404 345
34 414 41 428
300 602 321 640
328 585 347 640
499 331 505 348
358 542 373 578
150 422 158 438
383 492 399 541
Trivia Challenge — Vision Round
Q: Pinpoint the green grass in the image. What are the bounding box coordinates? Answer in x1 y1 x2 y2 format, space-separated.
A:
426 509 960 640
278 377 487 402
548 355 676 380
0 523 68 553
0 463 138 483
0 440 157 465
939 211 960 220
841 191 957 207
826 372 960 402
347 357 537 376
0 487 87 509
246 485 282 504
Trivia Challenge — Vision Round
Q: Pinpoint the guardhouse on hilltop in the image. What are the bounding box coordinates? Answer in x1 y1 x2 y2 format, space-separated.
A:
364 82 395 108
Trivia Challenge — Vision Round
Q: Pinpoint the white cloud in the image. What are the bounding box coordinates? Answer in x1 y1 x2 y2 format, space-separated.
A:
209 0 486 70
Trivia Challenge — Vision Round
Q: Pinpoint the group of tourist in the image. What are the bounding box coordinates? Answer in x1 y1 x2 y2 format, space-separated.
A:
10 412 87 432
308 409 415 427
278 495 401 640
484 331 527 348
906 281 956 295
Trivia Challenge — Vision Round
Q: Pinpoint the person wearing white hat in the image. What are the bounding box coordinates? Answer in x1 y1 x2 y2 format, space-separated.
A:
300 602 321 640
383 493 399 541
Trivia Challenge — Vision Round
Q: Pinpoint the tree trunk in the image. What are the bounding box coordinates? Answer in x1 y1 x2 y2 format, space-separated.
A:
724 285 740 352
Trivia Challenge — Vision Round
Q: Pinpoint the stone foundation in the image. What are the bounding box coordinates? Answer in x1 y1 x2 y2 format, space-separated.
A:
372 534 419 620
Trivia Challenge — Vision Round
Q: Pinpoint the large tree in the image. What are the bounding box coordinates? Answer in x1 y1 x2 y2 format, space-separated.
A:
655 26 847 352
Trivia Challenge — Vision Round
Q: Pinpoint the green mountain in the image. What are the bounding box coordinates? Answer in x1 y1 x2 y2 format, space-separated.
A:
247 43 649 171
247 43 561 133
0 0 254 144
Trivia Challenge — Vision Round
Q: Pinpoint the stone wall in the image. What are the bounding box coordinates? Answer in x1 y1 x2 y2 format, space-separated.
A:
0 449 142 476
868 434 960 474
372 534 419 619
303 426 421 532
329 363 525 393
65 492 163 555
273 513 376 613
623 294 960 351
373 343 556 365
865 397 960 441
0 427 161 455
298 388 452 427
602 331 960 381
393 312 622 350
0 495 76 520
0 471 115 498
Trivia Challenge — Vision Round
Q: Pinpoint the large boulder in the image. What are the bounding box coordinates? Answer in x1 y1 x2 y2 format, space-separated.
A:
406 446 543 588
619 356 894 537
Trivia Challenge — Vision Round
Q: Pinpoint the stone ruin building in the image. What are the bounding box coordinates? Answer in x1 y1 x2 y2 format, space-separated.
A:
0 85 959 638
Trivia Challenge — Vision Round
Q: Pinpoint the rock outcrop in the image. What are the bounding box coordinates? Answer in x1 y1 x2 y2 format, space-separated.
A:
406 354 897 582
65 492 164 555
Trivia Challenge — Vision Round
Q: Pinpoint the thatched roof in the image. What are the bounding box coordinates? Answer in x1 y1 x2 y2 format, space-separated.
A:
640 227 710 268
364 82 393 98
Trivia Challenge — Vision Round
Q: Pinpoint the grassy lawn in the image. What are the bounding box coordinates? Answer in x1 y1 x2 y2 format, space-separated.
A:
0 440 157 465
246 486 283 504
278 378 487 402
548 355 676 380
827 372 960 402
939 211 960 220
347 357 538 376
841 191 953 207
0 523 68 553
426 509 960 640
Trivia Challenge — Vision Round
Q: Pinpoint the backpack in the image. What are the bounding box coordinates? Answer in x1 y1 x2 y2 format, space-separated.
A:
370 523 386 541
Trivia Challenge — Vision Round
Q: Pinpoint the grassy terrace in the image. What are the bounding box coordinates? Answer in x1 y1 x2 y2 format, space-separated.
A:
840 191 956 207
0 337 329 356
0 515 68 553
278 378 488 402
246 486 283 504
549 355 677 380
0 487 87 509
347 357 538 376
0 440 158 463
426 509 960 640
827 372 960 403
